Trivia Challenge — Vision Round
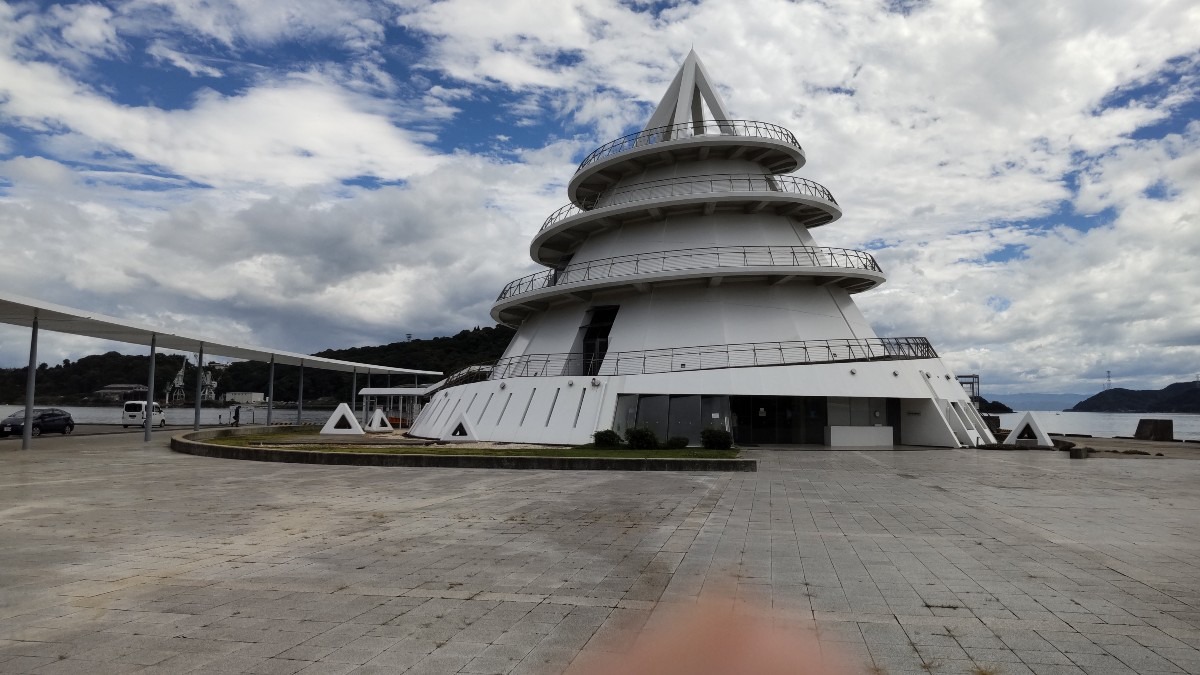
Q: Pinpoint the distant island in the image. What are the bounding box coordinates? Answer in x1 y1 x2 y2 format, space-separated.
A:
1071 381 1200 413
972 396 1014 414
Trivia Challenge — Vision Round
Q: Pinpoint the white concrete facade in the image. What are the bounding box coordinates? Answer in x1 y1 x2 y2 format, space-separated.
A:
411 50 993 448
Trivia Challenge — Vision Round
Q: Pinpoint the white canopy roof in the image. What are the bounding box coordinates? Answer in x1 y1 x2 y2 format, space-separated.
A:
357 387 426 396
0 291 440 376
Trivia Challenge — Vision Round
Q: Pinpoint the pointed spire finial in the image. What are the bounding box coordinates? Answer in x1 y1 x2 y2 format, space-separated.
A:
644 49 731 131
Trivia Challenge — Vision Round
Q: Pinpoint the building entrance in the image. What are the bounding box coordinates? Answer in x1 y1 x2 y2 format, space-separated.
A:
578 306 619 376
730 396 826 445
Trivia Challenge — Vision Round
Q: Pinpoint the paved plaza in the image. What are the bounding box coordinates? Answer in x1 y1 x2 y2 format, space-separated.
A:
1 434 1199 675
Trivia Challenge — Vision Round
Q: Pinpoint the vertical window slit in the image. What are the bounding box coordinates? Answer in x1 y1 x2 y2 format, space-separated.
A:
519 388 538 426
477 393 494 423
496 392 513 425
573 388 588 428
545 388 561 426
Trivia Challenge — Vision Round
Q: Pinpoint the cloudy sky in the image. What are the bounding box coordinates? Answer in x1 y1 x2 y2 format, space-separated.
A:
0 0 1197 395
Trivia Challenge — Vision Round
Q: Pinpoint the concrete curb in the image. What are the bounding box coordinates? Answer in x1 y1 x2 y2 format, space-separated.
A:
170 426 757 472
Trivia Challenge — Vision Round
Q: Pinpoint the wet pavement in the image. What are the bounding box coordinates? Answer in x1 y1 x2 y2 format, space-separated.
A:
1 433 1198 674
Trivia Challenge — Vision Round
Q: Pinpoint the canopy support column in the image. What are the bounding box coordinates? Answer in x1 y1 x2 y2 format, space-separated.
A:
363 370 370 423
193 343 204 431
144 334 156 442
296 361 304 424
20 315 38 451
351 368 357 418
266 355 275 427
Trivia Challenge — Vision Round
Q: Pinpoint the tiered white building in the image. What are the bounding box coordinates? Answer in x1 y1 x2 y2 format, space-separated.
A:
411 51 994 448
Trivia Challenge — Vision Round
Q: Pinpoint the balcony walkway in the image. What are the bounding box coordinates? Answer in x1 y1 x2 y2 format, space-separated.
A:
570 120 808 202
441 337 936 389
543 173 837 234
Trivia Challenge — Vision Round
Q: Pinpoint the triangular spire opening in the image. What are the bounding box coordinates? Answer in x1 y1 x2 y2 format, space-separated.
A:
645 49 733 133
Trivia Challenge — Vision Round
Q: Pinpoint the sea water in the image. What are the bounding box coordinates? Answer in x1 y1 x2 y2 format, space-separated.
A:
997 411 1200 441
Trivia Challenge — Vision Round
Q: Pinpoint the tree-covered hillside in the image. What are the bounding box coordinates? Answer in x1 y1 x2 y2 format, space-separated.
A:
0 325 514 405
0 352 186 405
1070 382 1200 413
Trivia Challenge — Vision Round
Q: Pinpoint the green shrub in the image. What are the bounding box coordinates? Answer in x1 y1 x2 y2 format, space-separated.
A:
625 427 659 450
592 429 623 448
664 436 689 449
700 428 733 449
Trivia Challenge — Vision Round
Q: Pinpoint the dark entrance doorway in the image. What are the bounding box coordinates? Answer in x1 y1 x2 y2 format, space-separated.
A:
730 395 827 445
578 306 618 376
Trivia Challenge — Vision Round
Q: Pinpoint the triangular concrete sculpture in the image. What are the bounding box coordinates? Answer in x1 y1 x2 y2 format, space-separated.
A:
320 403 365 435
441 411 478 442
1002 411 1053 447
365 408 393 433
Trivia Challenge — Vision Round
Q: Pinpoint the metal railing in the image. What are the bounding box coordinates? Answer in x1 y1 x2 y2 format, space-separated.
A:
497 245 881 302
577 119 802 173
439 364 495 390
543 173 836 233
437 337 937 389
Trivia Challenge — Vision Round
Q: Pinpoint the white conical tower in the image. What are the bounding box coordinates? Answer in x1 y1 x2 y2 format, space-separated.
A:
412 51 994 449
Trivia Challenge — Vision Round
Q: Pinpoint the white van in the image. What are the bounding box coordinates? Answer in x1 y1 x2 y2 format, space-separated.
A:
123 401 166 428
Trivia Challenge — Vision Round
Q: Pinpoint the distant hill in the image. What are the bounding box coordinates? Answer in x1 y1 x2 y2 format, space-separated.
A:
0 351 186 405
994 392 1089 411
971 396 1013 414
193 325 515 402
0 325 515 405
1070 382 1200 413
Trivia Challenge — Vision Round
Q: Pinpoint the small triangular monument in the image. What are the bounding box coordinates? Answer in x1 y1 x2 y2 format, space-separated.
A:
441 411 478 442
1002 411 1053 447
320 403 364 435
365 408 393 433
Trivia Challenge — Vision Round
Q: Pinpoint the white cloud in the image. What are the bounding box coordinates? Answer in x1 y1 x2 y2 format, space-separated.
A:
0 53 441 187
55 3 122 59
119 0 385 50
145 40 223 78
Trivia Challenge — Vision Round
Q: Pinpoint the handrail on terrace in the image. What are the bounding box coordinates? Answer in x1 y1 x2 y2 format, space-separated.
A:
436 337 937 391
577 119 802 173
544 173 837 233
497 245 882 302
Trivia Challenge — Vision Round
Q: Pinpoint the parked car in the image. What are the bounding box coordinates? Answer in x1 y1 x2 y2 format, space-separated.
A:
123 401 166 428
0 408 75 437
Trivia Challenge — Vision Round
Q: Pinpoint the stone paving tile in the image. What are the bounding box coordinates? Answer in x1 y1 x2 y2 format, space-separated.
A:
2 435 1199 674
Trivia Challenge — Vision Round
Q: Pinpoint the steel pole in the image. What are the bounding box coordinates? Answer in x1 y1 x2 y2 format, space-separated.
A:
351 368 356 418
20 316 39 450
266 355 275 427
145 334 156 442
363 370 370 423
193 344 204 431
296 361 304 424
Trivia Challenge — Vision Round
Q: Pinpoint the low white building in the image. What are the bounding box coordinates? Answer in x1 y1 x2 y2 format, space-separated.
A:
223 391 265 404
410 50 994 449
